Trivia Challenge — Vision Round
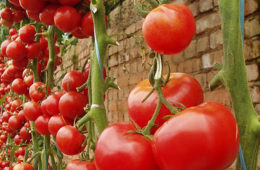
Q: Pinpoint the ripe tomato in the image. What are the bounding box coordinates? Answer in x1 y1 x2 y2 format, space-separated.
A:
128 73 203 132
81 12 108 37
54 6 81 33
18 110 26 122
19 25 36 44
40 37 48 50
12 58 28 69
44 91 64 115
56 125 86 155
26 42 41 59
23 101 42 121
14 134 22 145
59 91 88 120
9 0 20 7
142 4 195 55
12 78 27 95
19 0 46 12
19 126 31 142
6 41 27 60
29 82 50 102
39 4 59 26
95 123 159 170
35 115 50 135
13 163 34 170
48 115 71 136
26 10 40 21
152 102 240 170
71 27 88 39
66 159 96 170
8 115 23 131
2 111 11 122
0 8 13 21
58 0 80 6
12 9 26 23
11 99 23 111
1 40 12 56
62 71 86 92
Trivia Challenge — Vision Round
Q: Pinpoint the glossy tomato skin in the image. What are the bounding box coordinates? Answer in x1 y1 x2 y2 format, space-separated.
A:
44 92 64 115
6 41 27 60
128 73 203 132
19 0 46 12
54 6 81 33
26 42 41 59
12 78 27 95
29 82 50 102
95 123 159 170
142 4 195 55
39 4 59 25
19 126 31 142
59 92 88 120
66 159 96 170
19 25 36 44
26 10 40 21
8 115 23 131
1 40 12 56
62 71 86 92
152 102 240 170
23 101 42 121
13 162 34 170
35 115 50 135
48 115 71 136
56 125 86 155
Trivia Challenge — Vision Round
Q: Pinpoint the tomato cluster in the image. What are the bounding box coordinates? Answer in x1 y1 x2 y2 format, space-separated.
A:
1 0 107 39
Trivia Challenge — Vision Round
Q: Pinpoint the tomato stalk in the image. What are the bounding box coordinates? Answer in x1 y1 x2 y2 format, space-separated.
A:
210 0 260 169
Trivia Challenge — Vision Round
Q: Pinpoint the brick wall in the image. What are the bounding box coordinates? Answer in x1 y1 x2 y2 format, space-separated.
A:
55 0 260 168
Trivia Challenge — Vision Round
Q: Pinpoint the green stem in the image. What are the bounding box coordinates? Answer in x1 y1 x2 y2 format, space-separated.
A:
87 0 109 134
46 26 56 88
42 136 50 170
30 122 41 170
143 80 162 135
217 1 260 169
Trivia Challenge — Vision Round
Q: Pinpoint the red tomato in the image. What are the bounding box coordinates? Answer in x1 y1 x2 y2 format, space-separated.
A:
14 134 22 145
13 163 34 170
54 6 81 33
2 111 11 122
58 0 80 6
1 40 12 56
26 10 40 21
12 58 28 69
19 25 36 44
128 73 203 132
81 12 108 37
152 102 240 170
83 62 106 80
35 115 50 135
12 78 27 95
48 115 71 136
19 126 31 142
40 37 48 50
19 0 46 12
23 101 42 121
39 4 59 26
12 9 26 23
0 8 13 21
59 92 88 120
142 4 195 55
62 71 86 92
95 123 159 170
71 27 88 39
18 110 26 122
66 159 96 170
44 92 64 115
56 125 86 155
26 42 41 59
29 82 50 102
8 115 23 131
6 41 27 60
24 75 33 87
1 18 13 28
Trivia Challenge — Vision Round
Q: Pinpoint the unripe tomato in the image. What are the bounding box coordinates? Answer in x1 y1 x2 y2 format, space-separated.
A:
142 4 195 55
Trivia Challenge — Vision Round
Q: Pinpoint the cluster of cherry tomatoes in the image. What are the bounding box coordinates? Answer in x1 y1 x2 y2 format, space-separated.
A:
1 0 104 39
